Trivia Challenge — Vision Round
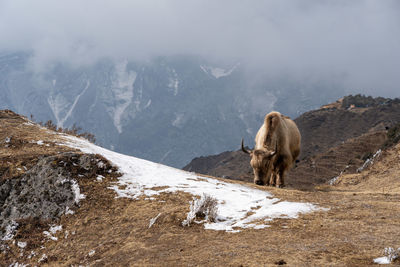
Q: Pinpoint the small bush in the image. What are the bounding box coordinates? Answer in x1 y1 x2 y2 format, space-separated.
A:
383 247 400 263
39 120 96 143
182 194 218 226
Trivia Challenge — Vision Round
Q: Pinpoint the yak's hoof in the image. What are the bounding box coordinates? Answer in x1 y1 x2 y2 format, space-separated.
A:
277 184 285 188
255 180 264 185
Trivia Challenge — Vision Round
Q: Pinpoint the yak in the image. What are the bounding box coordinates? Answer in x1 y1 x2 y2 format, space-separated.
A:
241 111 301 187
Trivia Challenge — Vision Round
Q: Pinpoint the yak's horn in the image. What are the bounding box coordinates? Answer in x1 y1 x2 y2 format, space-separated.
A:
241 138 252 154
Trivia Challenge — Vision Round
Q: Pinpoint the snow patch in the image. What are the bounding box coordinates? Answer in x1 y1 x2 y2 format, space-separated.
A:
61 135 326 232
357 149 382 173
374 257 391 264
48 80 90 128
374 247 400 264
49 225 62 234
43 231 57 241
38 254 47 263
17 241 27 249
71 180 86 204
43 225 62 241
109 59 137 134
172 113 185 128
148 213 162 228
144 99 152 109
97 161 106 168
61 178 85 204
328 165 350 185
200 63 239 79
65 206 75 215
168 68 179 95
2 220 18 241
9 262 28 267
17 241 28 248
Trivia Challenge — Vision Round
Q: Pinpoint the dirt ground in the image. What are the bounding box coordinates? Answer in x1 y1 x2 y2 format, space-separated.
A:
1 110 400 266
13 171 400 266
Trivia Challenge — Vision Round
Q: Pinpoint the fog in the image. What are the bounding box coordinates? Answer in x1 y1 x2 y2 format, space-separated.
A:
1 0 399 96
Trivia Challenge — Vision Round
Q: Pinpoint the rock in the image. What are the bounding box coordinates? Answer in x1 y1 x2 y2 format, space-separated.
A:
0 152 109 240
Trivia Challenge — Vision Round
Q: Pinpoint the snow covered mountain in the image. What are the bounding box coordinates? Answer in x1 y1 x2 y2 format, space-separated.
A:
0 52 344 167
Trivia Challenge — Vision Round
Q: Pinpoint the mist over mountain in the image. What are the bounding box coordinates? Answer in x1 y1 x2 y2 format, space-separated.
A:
1 0 399 96
0 1 399 166
0 52 346 167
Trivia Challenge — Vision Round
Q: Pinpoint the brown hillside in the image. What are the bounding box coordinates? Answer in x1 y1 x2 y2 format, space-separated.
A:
2 109 400 266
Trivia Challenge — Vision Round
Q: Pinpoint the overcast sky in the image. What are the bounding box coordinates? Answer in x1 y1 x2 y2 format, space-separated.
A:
1 0 399 96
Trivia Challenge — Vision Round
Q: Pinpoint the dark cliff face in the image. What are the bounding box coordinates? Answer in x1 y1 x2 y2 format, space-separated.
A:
183 96 400 190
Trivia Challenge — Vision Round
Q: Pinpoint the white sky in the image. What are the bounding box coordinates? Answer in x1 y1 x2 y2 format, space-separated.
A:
1 0 399 96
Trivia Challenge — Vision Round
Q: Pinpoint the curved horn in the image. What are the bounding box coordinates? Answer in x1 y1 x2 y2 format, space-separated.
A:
241 138 252 154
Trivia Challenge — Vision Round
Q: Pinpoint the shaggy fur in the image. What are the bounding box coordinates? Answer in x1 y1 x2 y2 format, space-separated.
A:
242 111 301 187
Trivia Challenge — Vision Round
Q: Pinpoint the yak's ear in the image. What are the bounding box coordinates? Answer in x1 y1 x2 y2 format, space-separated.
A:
263 150 275 158
263 142 277 158
270 142 278 156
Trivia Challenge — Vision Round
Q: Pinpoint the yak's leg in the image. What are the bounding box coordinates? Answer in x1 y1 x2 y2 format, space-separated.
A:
269 172 276 186
265 174 270 186
276 169 286 188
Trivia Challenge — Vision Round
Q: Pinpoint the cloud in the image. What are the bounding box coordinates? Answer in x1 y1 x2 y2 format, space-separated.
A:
0 0 399 96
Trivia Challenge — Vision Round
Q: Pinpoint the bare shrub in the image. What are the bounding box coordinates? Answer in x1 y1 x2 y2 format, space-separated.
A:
182 194 218 227
38 120 96 143
383 247 400 263
43 120 57 131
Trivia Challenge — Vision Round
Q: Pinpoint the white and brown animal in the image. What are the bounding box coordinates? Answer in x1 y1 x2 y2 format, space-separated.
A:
241 111 301 187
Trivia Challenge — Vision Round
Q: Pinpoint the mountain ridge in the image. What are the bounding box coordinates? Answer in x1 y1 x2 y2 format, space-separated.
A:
184 95 400 189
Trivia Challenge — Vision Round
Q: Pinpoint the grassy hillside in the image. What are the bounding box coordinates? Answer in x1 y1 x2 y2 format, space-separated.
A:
1 108 400 266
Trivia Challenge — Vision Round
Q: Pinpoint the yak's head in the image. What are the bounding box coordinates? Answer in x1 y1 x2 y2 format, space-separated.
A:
241 138 276 185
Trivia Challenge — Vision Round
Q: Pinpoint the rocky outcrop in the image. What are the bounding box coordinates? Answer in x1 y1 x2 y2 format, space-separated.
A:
0 152 115 240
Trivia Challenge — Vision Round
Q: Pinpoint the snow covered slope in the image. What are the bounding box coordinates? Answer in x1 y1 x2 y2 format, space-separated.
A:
62 135 324 232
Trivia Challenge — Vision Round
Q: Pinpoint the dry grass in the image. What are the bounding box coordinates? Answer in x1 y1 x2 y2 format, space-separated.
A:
38 119 96 143
2 109 400 266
